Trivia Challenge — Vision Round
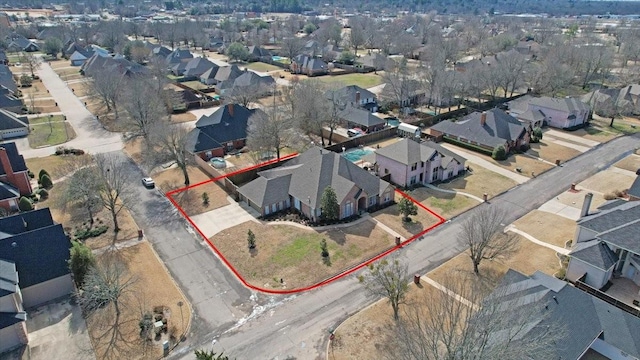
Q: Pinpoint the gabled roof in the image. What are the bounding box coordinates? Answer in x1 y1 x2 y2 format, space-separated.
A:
165 48 193 66
376 138 466 167
328 85 377 105
64 42 86 56
338 107 385 128
491 269 640 360
200 66 220 80
510 95 589 115
183 57 216 77
214 65 243 82
0 142 27 176
570 240 619 270
247 46 272 58
0 65 17 93
69 50 90 61
232 71 275 88
430 108 525 149
152 45 172 57
0 209 71 288
0 50 7 63
0 181 19 201
578 201 640 255
9 36 39 51
238 174 292 208
0 311 26 329
186 104 262 153
240 147 391 210
0 109 28 131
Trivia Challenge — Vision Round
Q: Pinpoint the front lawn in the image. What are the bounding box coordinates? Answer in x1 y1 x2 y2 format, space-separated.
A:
436 166 517 198
25 154 90 180
408 187 477 219
212 220 394 289
528 140 581 163
314 73 382 88
511 210 577 248
182 80 212 91
28 114 65 125
613 153 640 173
245 62 282 72
28 122 76 148
371 202 442 240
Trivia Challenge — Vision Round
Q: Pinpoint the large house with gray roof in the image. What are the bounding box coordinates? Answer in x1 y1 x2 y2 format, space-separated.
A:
375 138 466 187
428 108 530 154
238 147 395 221
508 95 590 129
566 196 640 291
492 269 640 359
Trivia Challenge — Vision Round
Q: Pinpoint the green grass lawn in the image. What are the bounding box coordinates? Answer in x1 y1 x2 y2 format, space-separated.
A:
314 73 383 88
28 115 65 125
167 74 184 81
245 62 282 72
28 122 76 148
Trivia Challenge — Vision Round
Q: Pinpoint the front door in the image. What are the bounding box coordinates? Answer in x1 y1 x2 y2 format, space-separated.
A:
345 202 353 217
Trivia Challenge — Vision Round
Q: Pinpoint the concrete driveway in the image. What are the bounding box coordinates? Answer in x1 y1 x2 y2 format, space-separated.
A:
2 60 123 159
190 198 260 238
440 143 530 184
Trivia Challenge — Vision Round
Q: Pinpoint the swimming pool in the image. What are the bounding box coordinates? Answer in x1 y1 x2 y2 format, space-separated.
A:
342 148 373 162
272 56 287 61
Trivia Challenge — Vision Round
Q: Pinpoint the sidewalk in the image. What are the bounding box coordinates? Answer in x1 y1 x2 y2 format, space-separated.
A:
7 60 123 159
440 144 530 184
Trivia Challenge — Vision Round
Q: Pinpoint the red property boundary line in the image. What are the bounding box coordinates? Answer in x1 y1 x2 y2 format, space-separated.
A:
165 155 446 295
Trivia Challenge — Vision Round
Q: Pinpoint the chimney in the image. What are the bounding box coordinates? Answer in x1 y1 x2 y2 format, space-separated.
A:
355 91 361 103
227 103 234 117
480 111 487 126
580 192 593 218
0 147 14 180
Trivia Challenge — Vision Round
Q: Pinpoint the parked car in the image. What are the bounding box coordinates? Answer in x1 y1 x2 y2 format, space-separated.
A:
141 177 155 188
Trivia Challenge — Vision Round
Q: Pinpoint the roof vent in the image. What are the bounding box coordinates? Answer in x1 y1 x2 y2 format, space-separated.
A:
552 296 558 304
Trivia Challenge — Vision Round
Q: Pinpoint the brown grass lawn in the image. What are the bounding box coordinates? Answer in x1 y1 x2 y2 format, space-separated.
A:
556 124 618 143
39 178 139 250
528 140 581 164
22 80 51 99
579 169 636 194
50 62 75 70
69 81 92 97
25 154 91 180
170 112 196 123
53 67 81 77
436 166 518 198
25 98 61 113
87 101 127 132
88 242 191 360
371 203 442 239
429 235 561 294
614 154 640 173
555 187 607 212
474 151 554 178
511 210 577 248
213 220 394 289
407 187 478 219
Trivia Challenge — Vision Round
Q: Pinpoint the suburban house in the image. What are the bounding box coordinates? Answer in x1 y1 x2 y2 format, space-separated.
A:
213 65 244 90
186 104 264 159
238 147 395 220
428 109 531 154
81 53 149 78
582 84 640 116
515 39 542 57
247 45 272 62
182 57 216 79
359 53 387 72
0 65 18 93
0 109 29 140
291 54 328 76
64 42 86 58
199 66 220 85
508 95 591 129
164 48 193 67
220 71 275 96
338 106 386 133
327 85 379 113
375 138 466 187
0 50 8 65
490 269 640 360
151 45 172 58
378 79 423 107
7 35 39 53
566 194 640 292
0 142 32 211
0 87 24 114
0 208 74 353
630 176 640 201
302 40 321 57
170 59 190 76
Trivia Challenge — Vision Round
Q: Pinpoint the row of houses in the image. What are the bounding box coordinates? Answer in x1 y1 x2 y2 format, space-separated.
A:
0 58 30 140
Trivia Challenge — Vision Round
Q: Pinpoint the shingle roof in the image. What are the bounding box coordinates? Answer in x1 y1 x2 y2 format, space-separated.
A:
0 181 19 201
238 174 292 208
240 147 391 210
0 64 17 93
430 108 525 149
0 109 28 131
165 48 193 66
375 138 466 168
183 57 216 77
492 269 640 360
338 107 385 128
0 311 26 329
570 240 619 270
232 71 275 88
200 66 220 80
0 258 18 298
186 104 262 153
629 176 640 199
0 142 27 176
0 209 71 288
214 65 243 82
248 46 272 58
577 201 640 234
328 85 377 105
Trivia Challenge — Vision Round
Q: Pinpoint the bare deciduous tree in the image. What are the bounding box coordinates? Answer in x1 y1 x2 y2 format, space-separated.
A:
66 166 102 227
247 104 293 161
94 154 133 237
348 16 366 55
23 52 40 78
386 273 563 360
358 257 409 321
280 36 305 62
291 79 329 145
89 69 122 120
119 77 168 139
151 122 193 185
460 206 519 275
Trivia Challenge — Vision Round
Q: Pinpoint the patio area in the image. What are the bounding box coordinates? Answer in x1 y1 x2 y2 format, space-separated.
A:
606 277 640 310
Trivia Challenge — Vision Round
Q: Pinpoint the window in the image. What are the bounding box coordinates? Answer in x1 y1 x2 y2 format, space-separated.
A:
384 192 391 202
384 168 389 174
411 163 417 171
448 170 454 178
369 196 376 206
432 170 439 181
421 161 424 168
410 175 417 185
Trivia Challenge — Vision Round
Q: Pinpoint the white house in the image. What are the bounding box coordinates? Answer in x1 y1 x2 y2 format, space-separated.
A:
508 95 590 129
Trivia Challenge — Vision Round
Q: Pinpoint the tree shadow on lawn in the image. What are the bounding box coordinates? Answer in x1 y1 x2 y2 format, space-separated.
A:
402 217 424 235
527 142 548 158
326 220 377 246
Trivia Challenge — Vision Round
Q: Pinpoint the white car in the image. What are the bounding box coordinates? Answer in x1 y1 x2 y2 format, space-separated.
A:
141 177 155 188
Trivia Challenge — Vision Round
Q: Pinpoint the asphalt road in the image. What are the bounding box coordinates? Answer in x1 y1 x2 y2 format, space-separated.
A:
117 133 639 360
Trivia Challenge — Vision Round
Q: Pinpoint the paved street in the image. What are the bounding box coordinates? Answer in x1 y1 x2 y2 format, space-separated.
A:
1 61 123 158
165 133 639 359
